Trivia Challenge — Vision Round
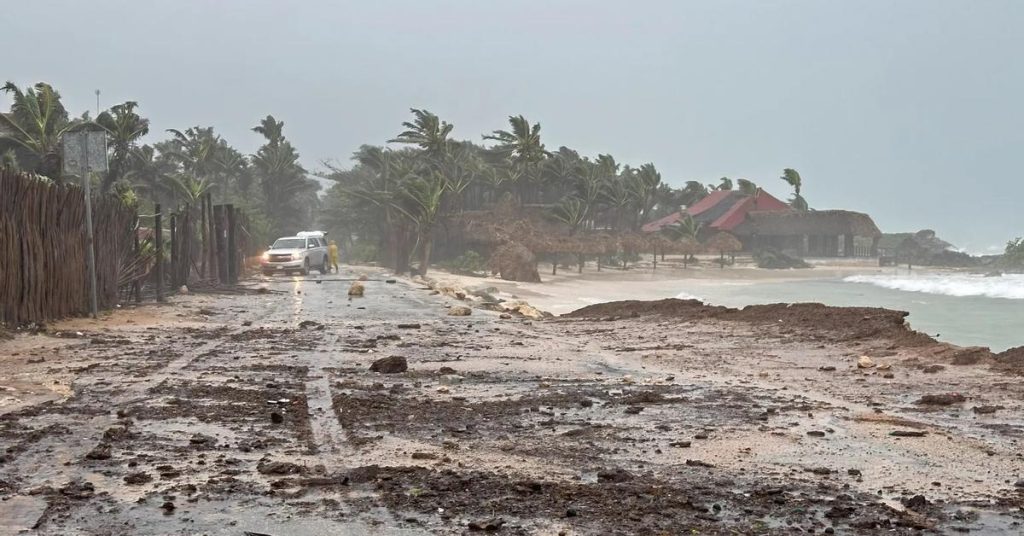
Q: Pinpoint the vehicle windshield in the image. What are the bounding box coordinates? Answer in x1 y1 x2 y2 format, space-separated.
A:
272 238 305 249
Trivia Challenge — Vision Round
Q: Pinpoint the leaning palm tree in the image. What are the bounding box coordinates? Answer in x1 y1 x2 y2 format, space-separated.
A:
389 108 454 162
780 168 808 210
626 163 662 229
394 171 447 275
484 115 550 203
96 101 150 192
0 81 75 181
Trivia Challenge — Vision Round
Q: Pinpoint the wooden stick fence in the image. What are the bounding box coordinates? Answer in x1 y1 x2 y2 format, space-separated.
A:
0 170 136 325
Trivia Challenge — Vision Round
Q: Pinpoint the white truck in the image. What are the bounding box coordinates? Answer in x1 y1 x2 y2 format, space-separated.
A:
260 231 329 276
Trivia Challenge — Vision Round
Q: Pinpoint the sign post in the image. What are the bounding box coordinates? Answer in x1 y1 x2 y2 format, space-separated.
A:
63 129 108 318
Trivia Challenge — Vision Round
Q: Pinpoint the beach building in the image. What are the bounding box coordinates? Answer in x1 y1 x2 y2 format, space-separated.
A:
641 190 790 234
732 210 881 257
643 190 882 257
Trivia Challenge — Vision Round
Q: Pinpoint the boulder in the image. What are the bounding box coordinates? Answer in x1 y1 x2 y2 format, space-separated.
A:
348 281 365 296
370 355 408 374
448 305 472 316
857 355 875 368
489 242 541 282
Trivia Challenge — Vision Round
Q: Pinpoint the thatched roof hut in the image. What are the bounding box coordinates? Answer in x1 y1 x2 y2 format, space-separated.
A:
734 210 881 238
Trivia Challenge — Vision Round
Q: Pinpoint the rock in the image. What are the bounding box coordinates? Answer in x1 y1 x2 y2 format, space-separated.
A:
621 375 635 384
257 460 304 475
448 305 472 316
597 468 633 483
189 433 215 446
397 323 421 329
694 433 709 440
624 406 643 415
178 285 189 294
847 469 862 476
270 412 284 424
358 274 369 281
160 501 175 513
806 430 826 437
1014 479 1024 488
439 374 464 385
467 518 505 532
902 494 929 510
915 393 966 406
825 505 856 519
385 279 397 284
890 430 927 437
972 405 1003 414
370 355 408 374
411 452 437 460
669 441 691 448
59 480 95 499
857 356 875 368
922 364 945 373
348 281 365 296
123 472 153 485
438 366 457 374
685 459 715 468
298 320 324 330
819 366 837 372
499 313 512 320
85 443 112 460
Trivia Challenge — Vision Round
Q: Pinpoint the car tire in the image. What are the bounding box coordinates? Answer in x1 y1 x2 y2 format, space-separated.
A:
319 255 328 274
262 270 273 277
301 259 310 276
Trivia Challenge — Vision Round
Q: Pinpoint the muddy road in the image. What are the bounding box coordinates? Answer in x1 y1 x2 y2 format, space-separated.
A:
1 269 1022 535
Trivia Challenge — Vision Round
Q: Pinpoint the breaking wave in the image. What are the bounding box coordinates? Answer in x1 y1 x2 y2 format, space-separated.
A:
843 273 1024 300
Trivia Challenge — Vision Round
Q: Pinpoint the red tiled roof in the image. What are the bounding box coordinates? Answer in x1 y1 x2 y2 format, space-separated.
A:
685 190 734 216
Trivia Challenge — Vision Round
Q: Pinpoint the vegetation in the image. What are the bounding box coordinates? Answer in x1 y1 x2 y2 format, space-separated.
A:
0 81 319 249
2 80 831 277
1004 238 1024 269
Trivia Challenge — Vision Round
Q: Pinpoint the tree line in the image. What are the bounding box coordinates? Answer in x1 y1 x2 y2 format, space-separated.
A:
0 81 318 247
321 108 810 275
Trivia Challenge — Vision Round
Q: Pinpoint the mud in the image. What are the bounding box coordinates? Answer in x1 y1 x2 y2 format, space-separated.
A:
1 272 1022 535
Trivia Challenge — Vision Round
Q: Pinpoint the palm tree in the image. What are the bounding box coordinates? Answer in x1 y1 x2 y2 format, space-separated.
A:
0 81 75 181
389 108 454 161
780 168 808 210
626 163 662 229
737 178 759 197
394 171 447 275
96 101 150 192
714 177 733 191
251 117 314 233
680 180 709 207
125 144 175 204
484 115 550 203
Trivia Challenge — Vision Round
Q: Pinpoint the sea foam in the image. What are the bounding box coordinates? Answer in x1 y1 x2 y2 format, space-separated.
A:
844 273 1024 300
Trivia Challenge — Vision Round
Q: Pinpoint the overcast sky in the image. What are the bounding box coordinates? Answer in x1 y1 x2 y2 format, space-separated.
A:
4 0 1022 252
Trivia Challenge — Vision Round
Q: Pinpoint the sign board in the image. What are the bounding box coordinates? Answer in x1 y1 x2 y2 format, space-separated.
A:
62 130 108 174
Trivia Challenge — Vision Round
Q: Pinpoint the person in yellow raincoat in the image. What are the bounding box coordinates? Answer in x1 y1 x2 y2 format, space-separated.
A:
327 240 340 273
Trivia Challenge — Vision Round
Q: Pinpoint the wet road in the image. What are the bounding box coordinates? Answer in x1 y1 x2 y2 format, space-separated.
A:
1 267 1022 535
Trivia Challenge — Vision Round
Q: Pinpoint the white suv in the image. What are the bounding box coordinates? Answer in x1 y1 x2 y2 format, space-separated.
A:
261 231 329 276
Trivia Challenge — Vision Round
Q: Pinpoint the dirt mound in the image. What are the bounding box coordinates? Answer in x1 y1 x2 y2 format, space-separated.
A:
564 299 936 345
489 242 540 282
993 346 1024 375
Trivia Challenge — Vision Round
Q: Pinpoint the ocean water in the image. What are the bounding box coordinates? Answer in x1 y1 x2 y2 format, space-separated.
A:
675 272 1024 352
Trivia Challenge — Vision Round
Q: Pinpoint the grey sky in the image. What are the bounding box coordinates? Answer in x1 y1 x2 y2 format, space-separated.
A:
4 0 1022 252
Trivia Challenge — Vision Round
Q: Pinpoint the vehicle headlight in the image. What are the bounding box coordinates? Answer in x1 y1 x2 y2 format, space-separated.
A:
261 252 270 261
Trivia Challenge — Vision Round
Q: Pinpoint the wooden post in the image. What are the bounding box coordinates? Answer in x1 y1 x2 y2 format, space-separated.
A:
200 198 207 279
154 204 164 302
132 217 141 303
213 204 227 284
226 204 237 283
169 212 177 287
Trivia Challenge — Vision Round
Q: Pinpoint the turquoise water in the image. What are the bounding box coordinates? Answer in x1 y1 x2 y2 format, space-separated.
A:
676 277 1024 352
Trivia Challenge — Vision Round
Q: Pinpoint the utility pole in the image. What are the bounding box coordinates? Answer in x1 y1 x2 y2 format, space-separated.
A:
95 89 101 116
